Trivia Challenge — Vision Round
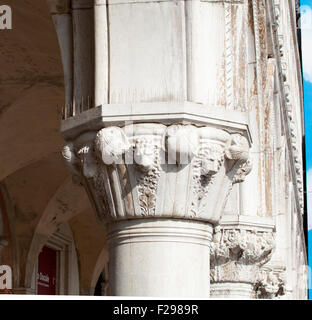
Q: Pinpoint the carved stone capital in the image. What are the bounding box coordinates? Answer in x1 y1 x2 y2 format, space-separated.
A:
210 216 275 285
62 123 252 224
254 268 286 299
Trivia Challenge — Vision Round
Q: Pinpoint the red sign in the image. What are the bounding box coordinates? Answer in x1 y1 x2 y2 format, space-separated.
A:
37 246 57 295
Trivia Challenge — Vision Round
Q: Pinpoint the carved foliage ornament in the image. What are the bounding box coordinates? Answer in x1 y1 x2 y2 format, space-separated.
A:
62 124 251 222
133 134 162 216
210 227 275 284
254 269 286 299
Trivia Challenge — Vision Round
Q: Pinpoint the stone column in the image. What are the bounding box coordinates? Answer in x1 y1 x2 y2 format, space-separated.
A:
62 122 252 297
108 219 212 296
210 215 275 299
50 0 253 297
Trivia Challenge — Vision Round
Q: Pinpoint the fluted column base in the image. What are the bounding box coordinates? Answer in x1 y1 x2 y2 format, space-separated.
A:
210 283 254 299
107 218 212 297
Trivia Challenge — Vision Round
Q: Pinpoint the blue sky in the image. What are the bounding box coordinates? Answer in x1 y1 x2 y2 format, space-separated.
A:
301 0 312 299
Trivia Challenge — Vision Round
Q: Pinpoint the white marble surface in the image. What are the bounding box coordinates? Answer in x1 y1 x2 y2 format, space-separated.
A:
107 219 212 297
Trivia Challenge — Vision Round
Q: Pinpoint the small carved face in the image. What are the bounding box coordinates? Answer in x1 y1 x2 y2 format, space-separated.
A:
233 159 253 184
225 134 249 161
227 230 240 244
201 158 219 175
62 143 76 163
200 145 223 176
95 127 130 165
134 138 155 170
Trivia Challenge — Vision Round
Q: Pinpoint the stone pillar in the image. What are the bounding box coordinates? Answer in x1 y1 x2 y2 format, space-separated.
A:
108 219 212 297
210 215 275 299
51 0 253 297
61 123 252 297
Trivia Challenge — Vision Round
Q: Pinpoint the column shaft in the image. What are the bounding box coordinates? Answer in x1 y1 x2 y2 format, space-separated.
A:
107 219 212 297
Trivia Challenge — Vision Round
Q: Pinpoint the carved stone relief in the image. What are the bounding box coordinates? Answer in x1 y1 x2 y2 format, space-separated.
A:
62 124 251 224
210 226 275 285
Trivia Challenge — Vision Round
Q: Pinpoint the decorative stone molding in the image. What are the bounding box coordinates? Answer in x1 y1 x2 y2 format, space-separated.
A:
62 123 251 224
269 1 304 216
254 269 286 299
210 215 275 289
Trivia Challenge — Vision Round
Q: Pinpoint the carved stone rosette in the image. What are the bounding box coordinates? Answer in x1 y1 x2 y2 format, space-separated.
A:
210 221 275 297
62 123 251 225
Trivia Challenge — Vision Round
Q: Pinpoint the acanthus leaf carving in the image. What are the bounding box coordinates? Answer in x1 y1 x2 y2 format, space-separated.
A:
62 124 252 223
190 142 225 217
133 134 162 216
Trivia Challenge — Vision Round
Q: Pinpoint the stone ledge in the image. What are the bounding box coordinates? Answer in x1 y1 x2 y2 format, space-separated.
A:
61 102 252 143
218 214 275 232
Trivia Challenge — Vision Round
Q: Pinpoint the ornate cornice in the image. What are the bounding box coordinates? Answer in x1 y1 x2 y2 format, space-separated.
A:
268 1 304 215
62 123 251 224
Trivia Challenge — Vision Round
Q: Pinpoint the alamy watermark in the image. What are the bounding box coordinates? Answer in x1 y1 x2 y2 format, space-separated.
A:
0 265 12 290
0 5 11 30
0 4 311 31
